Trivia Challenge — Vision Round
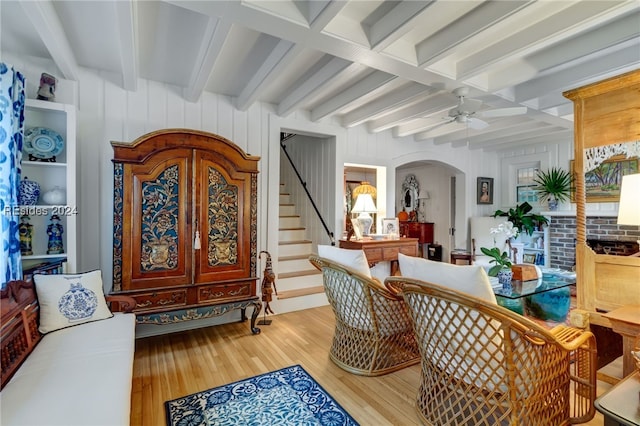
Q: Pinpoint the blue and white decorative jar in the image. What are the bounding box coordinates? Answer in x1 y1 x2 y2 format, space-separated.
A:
497 268 513 292
58 283 98 322
18 176 40 205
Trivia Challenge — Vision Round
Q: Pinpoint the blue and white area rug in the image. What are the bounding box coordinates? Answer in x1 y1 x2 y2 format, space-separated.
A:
165 365 359 426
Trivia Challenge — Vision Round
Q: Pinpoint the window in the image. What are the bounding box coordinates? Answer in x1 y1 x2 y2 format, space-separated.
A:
516 166 539 203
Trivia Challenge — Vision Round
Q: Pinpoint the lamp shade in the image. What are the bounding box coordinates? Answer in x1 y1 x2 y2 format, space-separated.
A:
352 194 377 213
617 173 640 225
418 190 430 200
352 181 377 198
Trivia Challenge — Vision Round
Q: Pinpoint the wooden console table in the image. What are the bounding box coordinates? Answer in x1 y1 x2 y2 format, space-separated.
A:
339 238 419 274
399 222 434 257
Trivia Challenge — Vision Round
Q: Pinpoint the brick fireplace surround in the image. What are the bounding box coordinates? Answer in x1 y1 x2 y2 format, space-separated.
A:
548 216 640 270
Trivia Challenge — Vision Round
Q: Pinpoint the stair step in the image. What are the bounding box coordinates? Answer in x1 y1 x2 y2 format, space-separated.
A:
278 256 316 274
279 240 312 245
278 269 321 279
279 254 310 261
279 216 301 228
277 286 325 300
280 205 296 216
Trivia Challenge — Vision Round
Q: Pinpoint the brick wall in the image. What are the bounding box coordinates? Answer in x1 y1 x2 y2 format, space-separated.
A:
548 216 640 270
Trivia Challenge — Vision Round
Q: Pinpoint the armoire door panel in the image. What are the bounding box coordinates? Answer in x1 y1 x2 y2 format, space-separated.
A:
124 152 192 290
194 152 252 283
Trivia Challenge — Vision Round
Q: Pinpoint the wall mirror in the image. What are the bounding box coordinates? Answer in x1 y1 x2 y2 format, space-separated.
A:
401 174 419 212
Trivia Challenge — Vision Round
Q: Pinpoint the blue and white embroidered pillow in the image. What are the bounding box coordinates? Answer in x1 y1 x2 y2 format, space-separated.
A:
33 270 113 334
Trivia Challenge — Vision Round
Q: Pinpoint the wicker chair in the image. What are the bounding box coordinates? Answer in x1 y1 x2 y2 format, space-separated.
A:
309 255 420 376
386 276 597 426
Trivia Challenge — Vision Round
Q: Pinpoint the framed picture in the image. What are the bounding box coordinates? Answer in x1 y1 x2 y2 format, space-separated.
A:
523 254 537 264
571 156 639 202
382 218 399 235
477 177 493 204
351 217 363 240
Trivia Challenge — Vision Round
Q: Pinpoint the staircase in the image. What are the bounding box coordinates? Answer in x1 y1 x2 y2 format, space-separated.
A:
272 184 327 313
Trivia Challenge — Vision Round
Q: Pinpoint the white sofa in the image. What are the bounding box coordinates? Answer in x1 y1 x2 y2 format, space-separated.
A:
0 279 136 426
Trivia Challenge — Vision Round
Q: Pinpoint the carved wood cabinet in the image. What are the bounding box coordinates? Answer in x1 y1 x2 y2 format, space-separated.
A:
110 129 261 333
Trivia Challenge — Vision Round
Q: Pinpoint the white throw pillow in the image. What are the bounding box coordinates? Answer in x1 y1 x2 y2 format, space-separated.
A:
317 245 372 278
397 253 496 304
33 270 114 334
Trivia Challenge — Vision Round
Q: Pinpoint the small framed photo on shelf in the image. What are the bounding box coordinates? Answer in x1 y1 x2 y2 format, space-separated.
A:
382 218 399 236
477 177 494 204
523 254 537 264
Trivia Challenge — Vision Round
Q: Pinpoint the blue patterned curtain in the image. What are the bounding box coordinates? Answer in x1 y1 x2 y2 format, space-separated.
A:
0 63 26 289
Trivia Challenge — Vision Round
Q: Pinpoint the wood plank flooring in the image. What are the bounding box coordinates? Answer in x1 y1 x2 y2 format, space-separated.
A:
131 305 610 425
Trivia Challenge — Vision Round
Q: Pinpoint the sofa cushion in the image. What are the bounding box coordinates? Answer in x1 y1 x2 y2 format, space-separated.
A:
0 313 136 426
33 270 113 334
398 254 497 304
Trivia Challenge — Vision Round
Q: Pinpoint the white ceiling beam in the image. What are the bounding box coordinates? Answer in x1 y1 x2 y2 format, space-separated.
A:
480 132 573 152
514 43 640 102
452 122 559 147
235 38 296 111
341 82 435 128
19 0 79 80
457 2 635 80
184 17 232 103
392 111 453 138
432 117 533 145
471 128 570 151
115 0 138 91
307 0 349 30
414 122 466 141
169 1 459 88
367 93 455 133
365 1 434 51
415 1 534 67
277 56 352 117
310 71 395 121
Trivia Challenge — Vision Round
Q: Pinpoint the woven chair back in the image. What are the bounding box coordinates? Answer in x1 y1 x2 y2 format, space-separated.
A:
386 276 597 426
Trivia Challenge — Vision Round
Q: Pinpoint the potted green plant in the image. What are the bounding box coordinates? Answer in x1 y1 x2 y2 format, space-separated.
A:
532 167 572 210
480 245 514 289
492 202 549 236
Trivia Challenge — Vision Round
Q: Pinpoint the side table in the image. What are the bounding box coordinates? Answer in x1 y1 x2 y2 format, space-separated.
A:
594 371 640 426
603 305 640 378
450 251 472 265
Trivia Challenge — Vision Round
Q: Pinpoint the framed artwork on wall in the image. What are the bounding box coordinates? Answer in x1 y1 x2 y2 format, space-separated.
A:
477 177 494 204
570 155 639 202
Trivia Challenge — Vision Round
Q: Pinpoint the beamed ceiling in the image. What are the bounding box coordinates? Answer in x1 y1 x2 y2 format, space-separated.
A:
1 0 639 151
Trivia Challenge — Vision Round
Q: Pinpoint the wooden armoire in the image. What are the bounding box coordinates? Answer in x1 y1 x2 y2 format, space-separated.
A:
110 129 262 333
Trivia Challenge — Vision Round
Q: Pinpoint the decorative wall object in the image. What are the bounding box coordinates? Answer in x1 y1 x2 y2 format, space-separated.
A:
401 174 419 212
570 155 639 202
477 177 493 204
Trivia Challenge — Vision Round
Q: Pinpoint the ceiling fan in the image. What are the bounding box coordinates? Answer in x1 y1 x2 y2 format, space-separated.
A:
427 87 528 133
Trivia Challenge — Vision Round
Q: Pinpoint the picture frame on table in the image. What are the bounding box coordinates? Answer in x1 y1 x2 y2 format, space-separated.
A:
570 156 639 203
351 217 363 240
477 177 493 204
523 254 537 264
382 218 399 235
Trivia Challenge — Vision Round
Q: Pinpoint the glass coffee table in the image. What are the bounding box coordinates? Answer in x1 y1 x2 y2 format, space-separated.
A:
491 270 576 321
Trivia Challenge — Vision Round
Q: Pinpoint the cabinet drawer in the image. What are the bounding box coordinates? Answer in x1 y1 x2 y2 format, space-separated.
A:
198 282 253 303
399 245 418 256
132 290 187 312
363 247 384 262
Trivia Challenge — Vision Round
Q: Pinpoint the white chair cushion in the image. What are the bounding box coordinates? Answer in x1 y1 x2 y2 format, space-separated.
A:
317 245 371 278
398 254 497 304
397 254 505 392
33 270 113 334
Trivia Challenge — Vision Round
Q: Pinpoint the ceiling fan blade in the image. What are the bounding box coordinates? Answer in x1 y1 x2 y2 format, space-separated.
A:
458 98 483 114
468 117 489 130
480 106 527 118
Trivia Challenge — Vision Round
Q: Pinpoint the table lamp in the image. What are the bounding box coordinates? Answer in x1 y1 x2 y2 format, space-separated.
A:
418 190 430 222
352 194 377 237
617 173 640 256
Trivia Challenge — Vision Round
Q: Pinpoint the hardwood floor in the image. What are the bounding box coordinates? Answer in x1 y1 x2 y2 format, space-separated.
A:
131 305 609 425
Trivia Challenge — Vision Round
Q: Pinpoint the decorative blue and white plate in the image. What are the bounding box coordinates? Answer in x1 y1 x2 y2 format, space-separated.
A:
24 127 64 159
